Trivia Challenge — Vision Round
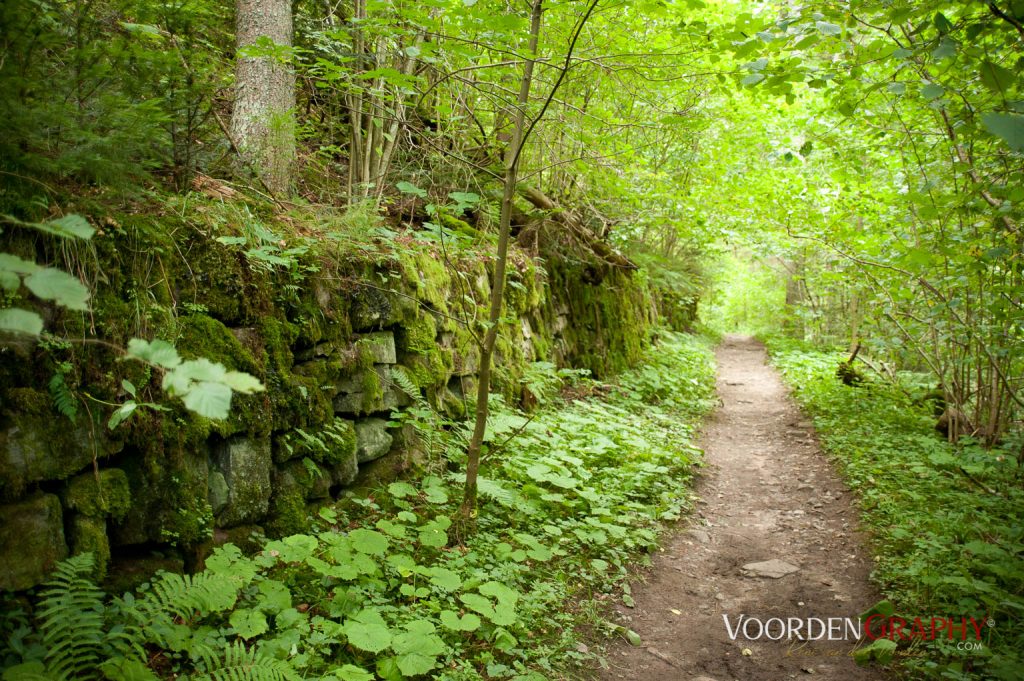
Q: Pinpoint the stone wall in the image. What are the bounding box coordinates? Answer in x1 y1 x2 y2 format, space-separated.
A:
0 209 684 591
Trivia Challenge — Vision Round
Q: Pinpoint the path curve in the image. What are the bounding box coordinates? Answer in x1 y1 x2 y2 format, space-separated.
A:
598 336 885 681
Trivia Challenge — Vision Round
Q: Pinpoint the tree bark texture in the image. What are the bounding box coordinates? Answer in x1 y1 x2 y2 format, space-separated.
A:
232 0 295 196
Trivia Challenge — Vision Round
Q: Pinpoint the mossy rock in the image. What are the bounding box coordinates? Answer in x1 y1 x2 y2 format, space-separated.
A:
0 389 120 499
69 515 111 580
211 436 272 528
0 494 68 591
61 468 131 520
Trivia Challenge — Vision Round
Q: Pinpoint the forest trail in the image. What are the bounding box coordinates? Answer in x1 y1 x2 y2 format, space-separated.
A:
598 336 884 681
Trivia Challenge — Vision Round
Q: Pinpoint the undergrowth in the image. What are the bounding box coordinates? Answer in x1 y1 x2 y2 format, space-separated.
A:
0 331 716 681
765 337 1024 681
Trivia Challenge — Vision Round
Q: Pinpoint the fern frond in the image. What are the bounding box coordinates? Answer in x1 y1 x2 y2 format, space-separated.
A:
36 553 105 681
192 641 302 681
48 372 78 423
390 366 427 407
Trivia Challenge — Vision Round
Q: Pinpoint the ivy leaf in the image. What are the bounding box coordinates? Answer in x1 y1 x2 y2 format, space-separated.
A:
982 113 1024 152
181 381 232 419
126 338 182 369
229 608 268 639
0 308 44 336
23 267 90 310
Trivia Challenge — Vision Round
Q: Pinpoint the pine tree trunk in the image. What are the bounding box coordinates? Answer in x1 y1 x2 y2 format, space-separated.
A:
231 0 295 196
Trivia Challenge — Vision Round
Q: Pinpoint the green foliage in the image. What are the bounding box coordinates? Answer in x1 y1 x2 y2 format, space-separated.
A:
1 332 716 680
768 340 1024 680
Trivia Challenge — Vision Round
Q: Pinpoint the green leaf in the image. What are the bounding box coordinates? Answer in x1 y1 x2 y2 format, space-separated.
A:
396 181 427 198
886 82 906 95
625 629 642 646
23 268 90 310
5 214 96 240
920 83 944 100
982 113 1024 152
392 620 445 676
0 253 39 275
388 481 417 498
107 401 138 430
126 338 182 369
741 73 764 86
0 308 44 336
216 236 247 246
980 60 1015 93
181 381 232 419
349 528 389 556
853 638 897 665
121 379 137 398
346 610 393 653
99 657 161 681
230 608 269 638
332 665 374 681
221 370 265 394
440 610 481 631
427 567 462 591
815 21 841 36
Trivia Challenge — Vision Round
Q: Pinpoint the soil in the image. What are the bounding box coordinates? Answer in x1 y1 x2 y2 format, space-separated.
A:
597 336 887 681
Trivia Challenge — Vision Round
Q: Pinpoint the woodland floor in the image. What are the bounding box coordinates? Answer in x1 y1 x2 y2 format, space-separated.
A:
597 336 887 681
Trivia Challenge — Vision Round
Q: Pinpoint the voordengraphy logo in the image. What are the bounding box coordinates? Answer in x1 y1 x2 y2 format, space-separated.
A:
722 614 989 643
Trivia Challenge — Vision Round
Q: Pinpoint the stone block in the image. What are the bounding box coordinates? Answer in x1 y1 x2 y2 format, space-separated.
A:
0 494 68 591
355 418 393 463
69 515 111 578
355 331 397 364
212 437 272 527
61 468 131 519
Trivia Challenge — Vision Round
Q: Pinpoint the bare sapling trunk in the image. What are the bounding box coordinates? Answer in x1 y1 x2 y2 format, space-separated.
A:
232 0 295 196
458 0 545 530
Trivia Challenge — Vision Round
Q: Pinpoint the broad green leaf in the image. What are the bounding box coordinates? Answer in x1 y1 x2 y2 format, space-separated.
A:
392 621 445 676
222 370 265 393
332 665 374 681
346 611 392 653
980 60 1015 94
388 481 417 498
427 567 462 591
0 308 44 336
349 528 389 555
396 181 427 197
23 268 90 310
229 608 268 638
107 401 138 430
180 380 232 419
815 21 841 36
216 236 247 246
982 113 1024 152
440 610 481 631
126 338 182 369
4 214 96 240
741 73 764 86
920 83 944 100
0 253 39 275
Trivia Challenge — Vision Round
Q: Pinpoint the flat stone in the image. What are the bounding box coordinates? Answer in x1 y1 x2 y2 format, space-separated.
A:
741 559 800 579
687 529 711 543
356 332 397 364
0 493 68 590
355 418 393 463
212 437 272 527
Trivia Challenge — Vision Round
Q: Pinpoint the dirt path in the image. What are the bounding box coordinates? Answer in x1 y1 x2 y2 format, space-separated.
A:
598 336 885 681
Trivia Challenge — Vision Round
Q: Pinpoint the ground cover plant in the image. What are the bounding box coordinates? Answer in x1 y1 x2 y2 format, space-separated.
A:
0 331 716 681
766 338 1024 681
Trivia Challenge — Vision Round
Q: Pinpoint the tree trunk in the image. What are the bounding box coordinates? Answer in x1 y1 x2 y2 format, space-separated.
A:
231 0 295 196
458 0 545 531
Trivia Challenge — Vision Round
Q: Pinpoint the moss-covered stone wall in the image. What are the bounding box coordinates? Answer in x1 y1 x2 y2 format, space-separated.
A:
0 201 690 591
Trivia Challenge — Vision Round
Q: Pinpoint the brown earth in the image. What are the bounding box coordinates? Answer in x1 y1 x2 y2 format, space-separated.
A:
596 336 888 681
